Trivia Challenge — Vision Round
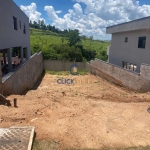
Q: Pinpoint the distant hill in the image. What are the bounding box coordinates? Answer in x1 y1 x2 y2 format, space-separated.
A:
30 28 110 61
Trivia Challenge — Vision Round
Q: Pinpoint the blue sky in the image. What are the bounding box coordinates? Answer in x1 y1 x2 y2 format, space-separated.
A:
13 0 150 40
14 0 85 24
139 0 150 5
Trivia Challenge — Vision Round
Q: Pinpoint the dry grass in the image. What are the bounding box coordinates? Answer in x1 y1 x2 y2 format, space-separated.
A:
33 140 150 150
32 140 59 150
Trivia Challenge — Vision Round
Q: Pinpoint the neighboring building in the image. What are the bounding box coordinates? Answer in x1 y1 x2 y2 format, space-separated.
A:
0 0 30 75
106 16 150 73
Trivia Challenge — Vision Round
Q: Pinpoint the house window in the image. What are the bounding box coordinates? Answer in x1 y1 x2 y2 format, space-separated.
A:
23 24 26 34
122 61 137 71
138 37 146 48
13 17 18 30
19 21 21 29
125 37 128 42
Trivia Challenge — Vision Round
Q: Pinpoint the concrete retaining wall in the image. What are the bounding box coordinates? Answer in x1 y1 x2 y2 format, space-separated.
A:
2 52 43 95
44 60 86 71
87 59 150 92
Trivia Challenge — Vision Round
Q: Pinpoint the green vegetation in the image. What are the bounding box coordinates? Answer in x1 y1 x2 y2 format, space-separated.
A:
66 29 81 47
45 70 88 76
45 70 68 75
30 25 110 62
32 140 59 150
32 140 150 150
78 70 88 75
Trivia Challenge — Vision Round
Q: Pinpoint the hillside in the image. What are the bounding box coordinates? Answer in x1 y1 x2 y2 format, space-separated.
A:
30 28 110 61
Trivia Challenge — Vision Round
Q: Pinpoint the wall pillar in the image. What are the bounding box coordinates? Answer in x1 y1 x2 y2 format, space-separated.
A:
28 47 31 58
62 59 65 71
0 64 2 94
0 63 2 82
7 48 12 72
26 48 29 60
3 52 6 64
21 47 23 63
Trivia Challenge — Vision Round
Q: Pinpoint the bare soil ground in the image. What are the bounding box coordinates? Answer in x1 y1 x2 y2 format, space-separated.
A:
0 74 150 149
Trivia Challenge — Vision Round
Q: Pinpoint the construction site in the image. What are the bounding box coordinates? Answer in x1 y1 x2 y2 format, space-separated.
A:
1 0 150 149
0 73 150 149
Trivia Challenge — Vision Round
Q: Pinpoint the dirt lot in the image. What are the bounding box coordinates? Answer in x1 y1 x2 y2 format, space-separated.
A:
0 74 150 149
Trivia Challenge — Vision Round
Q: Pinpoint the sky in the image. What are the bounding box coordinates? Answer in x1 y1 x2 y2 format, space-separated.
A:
13 0 150 40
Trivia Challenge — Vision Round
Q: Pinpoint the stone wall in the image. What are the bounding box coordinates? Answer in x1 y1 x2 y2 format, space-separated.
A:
140 64 150 80
87 59 150 92
44 60 86 71
2 52 43 96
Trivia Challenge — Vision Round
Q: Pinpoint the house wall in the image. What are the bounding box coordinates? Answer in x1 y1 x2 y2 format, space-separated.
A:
0 0 30 58
44 60 86 71
2 52 43 96
87 59 150 92
106 16 150 34
109 29 150 72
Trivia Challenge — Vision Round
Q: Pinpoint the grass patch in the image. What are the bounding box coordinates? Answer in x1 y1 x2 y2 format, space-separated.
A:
32 139 59 150
33 139 150 150
64 146 150 150
45 70 57 75
45 70 88 76
45 70 70 75
78 70 88 75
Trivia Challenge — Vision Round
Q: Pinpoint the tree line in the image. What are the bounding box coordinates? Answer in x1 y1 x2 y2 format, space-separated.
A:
29 20 68 35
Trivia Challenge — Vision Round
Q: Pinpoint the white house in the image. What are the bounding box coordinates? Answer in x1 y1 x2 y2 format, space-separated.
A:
0 0 30 76
106 16 150 73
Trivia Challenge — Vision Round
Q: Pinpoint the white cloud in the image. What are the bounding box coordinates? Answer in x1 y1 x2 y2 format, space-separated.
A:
20 1 150 40
44 6 59 21
20 3 45 22
44 0 150 40
55 10 62 14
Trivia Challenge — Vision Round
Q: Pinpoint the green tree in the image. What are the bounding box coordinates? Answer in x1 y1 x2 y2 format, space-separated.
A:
29 20 33 28
66 29 81 47
81 35 86 41
40 20 47 31
33 21 39 29
61 36 65 45
90 35 93 47
98 50 108 61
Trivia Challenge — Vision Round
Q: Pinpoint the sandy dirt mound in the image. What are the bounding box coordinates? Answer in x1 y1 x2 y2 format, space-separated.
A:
0 74 150 149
